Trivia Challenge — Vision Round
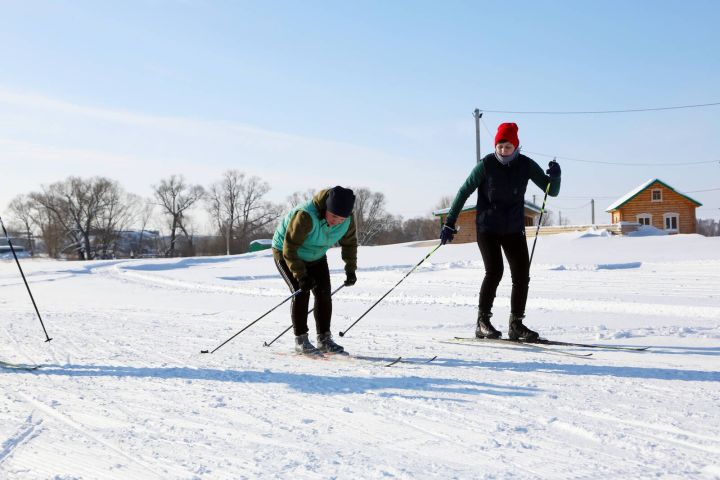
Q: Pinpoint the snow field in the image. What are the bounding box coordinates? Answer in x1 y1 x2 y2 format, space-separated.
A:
1 232 719 479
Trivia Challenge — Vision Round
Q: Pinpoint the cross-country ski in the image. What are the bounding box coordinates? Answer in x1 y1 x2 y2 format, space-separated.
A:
0 360 40 371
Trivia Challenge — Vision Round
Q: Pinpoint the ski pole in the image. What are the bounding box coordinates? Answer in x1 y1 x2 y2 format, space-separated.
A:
201 289 303 354
339 243 442 337
529 180 552 268
0 216 52 342
263 284 345 347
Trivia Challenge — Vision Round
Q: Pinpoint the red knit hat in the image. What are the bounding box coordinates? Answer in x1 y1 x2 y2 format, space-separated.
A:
495 122 519 148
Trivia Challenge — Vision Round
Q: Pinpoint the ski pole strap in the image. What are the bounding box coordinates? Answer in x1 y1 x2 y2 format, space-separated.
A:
202 289 302 354
262 284 345 347
339 243 442 337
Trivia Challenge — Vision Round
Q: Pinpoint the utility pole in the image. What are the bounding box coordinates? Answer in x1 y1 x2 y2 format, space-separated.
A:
473 109 482 164
591 199 595 225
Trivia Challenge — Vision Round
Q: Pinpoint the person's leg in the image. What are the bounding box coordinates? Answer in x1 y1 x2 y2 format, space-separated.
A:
272 249 310 337
500 233 530 317
307 257 344 353
475 233 503 338
477 233 504 313
308 256 332 334
500 233 538 341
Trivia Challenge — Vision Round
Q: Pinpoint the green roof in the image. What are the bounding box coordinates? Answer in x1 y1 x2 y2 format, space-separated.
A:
606 179 703 212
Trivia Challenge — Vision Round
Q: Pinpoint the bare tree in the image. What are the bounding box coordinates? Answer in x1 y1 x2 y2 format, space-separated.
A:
136 198 156 257
206 171 280 254
352 187 391 245
286 189 315 209
435 195 454 210
153 175 205 257
29 177 119 259
540 210 554 226
235 176 281 252
7 195 36 256
403 216 439 241
207 170 244 255
94 182 137 258
23 193 66 258
698 218 720 237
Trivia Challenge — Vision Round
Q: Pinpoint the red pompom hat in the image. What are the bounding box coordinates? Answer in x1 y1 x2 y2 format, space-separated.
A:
495 122 520 148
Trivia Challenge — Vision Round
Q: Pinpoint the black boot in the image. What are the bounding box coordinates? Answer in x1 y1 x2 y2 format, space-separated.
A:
317 332 345 354
507 315 540 342
295 334 320 355
476 312 501 339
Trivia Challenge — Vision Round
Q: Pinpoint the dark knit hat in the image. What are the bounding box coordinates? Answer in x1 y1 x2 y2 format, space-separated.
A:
326 186 355 217
495 122 520 148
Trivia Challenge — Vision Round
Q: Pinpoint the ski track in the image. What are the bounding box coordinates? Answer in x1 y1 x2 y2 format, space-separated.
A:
0 416 44 466
96 260 720 321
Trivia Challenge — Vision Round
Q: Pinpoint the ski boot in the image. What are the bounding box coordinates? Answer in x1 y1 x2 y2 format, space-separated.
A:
507 314 540 342
476 312 501 339
317 332 345 354
295 334 321 355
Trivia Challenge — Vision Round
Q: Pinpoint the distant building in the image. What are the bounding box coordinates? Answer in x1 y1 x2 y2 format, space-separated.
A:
115 230 161 258
248 239 273 252
433 201 543 243
0 242 28 259
0 235 33 256
606 179 702 234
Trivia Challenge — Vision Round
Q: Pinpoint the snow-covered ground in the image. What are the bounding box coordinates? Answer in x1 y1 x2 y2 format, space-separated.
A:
1 231 719 479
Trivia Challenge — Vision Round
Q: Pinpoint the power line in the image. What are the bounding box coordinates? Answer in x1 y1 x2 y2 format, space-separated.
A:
546 201 592 210
552 194 617 199
685 187 720 193
524 149 719 166
480 118 720 166
480 102 720 115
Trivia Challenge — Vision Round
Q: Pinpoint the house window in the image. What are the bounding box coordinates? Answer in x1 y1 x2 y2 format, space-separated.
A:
637 214 652 226
663 213 679 232
651 189 662 202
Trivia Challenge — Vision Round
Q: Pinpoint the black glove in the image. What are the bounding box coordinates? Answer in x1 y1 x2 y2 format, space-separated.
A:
298 274 316 292
546 160 561 178
440 221 458 245
344 271 357 287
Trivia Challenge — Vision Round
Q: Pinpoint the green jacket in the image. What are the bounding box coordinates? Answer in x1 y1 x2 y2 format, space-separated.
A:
447 153 561 234
272 189 358 279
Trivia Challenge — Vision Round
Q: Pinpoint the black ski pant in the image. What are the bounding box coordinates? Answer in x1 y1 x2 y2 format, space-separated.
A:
273 249 332 336
476 232 530 318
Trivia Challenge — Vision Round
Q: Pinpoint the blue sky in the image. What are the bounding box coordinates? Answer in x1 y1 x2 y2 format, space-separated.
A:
1 0 719 228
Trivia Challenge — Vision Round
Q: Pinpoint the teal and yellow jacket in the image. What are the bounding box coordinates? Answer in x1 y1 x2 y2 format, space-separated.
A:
272 189 357 279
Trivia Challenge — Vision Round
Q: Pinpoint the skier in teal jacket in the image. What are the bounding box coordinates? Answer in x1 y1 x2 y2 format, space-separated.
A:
272 186 357 354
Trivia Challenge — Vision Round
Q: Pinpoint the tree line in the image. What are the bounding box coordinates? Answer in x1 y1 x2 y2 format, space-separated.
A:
3 171 443 260
697 218 720 237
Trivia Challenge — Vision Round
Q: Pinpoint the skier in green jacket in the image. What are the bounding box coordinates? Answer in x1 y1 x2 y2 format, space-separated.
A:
441 122 561 342
272 186 358 354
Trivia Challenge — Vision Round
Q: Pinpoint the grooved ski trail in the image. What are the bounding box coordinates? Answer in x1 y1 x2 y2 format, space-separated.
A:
1 231 719 479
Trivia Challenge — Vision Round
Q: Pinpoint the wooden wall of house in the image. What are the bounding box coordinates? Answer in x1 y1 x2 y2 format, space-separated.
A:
615 183 698 234
438 211 477 243
438 209 540 243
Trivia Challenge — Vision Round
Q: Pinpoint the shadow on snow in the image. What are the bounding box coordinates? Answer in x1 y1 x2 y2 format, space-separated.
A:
425 358 720 382
10 364 538 399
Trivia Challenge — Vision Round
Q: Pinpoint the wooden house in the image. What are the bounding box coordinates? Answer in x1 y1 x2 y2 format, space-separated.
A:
605 179 702 234
433 201 543 243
